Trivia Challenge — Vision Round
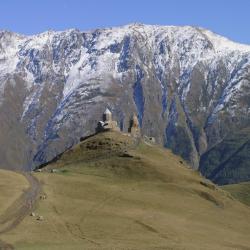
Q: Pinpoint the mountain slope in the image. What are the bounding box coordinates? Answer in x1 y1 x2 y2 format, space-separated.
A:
0 24 250 183
1 131 250 249
222 182 250 206
200 127 250 184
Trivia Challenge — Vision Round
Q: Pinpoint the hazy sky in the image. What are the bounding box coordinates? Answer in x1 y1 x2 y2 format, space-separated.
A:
1 0 250 44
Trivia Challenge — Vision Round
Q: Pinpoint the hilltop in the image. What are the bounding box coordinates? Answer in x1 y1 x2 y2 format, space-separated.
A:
1 131 250 249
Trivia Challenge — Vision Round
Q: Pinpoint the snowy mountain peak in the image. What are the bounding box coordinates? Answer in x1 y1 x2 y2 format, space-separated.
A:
1 24 250 111
200 28 250 53
0 24 249 179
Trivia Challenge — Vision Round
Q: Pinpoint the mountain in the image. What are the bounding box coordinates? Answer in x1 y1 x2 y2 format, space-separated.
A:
0 24 250 184
1 131 250 249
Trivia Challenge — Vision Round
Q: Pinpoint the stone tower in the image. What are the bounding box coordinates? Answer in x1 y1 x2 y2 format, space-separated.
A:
129 113 141 137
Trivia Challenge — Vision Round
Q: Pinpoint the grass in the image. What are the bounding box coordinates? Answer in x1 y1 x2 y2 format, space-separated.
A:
1 131 250 249
222 182 250 206
0 170 29 215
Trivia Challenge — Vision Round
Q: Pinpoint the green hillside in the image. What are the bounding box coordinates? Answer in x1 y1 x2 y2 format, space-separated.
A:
222 182 250 206
1 131 250 249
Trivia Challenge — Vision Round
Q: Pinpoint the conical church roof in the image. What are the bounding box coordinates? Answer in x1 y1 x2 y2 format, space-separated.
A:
104 108 112 115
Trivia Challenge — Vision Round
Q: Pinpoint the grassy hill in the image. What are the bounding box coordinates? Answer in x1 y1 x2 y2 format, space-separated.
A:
1 131 250 249
0 170 29 217
0 169 29 249
222 182 250 206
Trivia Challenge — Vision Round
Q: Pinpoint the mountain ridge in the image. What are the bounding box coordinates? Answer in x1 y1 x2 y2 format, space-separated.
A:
0 23 249 184
1 23 250 47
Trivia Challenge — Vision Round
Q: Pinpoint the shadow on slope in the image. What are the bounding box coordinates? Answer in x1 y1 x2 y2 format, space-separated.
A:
200 127 250 185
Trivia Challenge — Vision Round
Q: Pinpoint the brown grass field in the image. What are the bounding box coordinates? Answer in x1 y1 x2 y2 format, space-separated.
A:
0 170 29 216
1 131 250 249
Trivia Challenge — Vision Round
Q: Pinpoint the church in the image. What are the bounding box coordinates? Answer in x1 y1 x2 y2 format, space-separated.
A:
96 108 141 137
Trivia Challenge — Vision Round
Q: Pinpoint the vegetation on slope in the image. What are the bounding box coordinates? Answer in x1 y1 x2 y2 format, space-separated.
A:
0 170 29 217
222 182 250 206
1 131 250 249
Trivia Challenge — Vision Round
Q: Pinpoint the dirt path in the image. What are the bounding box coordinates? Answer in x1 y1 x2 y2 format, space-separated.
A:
0 172 41 249
0 239 14 250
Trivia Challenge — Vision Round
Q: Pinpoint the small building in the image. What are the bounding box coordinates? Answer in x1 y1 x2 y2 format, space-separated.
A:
96 108 120 133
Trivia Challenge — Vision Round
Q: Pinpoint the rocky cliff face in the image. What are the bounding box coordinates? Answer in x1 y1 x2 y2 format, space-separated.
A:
0 24 249 183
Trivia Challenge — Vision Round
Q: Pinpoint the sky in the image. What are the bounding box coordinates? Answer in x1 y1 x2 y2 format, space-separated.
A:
0 0 250 44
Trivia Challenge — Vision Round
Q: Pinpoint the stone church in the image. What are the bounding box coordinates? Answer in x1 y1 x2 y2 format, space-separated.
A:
96 108 141 137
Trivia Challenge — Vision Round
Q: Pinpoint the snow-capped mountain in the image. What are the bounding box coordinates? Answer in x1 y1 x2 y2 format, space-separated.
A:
0 23 250 184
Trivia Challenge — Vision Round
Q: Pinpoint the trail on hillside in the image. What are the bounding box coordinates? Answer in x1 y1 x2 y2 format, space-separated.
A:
0 239 14 250
0 172 41 249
